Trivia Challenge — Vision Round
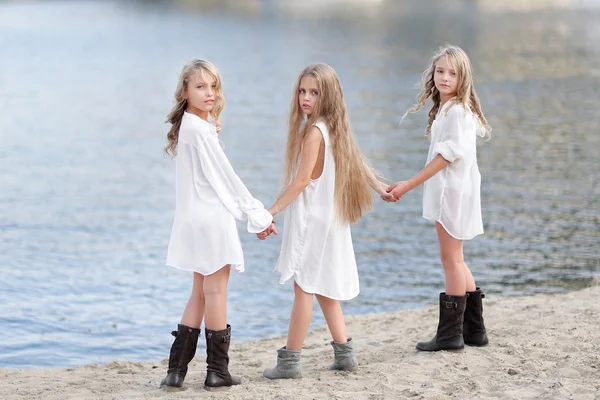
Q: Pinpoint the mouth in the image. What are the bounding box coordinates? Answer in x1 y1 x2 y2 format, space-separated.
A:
205 100 215 104
302 104 311 109
439 84 450 89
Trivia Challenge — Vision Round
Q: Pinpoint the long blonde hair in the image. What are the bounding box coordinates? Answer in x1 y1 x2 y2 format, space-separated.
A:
285 63 374 224
404 45 491 138
164 59 225 157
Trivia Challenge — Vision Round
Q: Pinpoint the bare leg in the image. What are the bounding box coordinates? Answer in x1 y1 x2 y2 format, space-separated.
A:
180 272 205 328
464 262 477 292
436 223 466 295
316 295 347 343
203 265 231 331
286 282 314 351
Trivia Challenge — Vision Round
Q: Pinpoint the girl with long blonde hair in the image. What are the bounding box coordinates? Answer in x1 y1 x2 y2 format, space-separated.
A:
161 59 276 391
262 63 396 379
388 45 491 352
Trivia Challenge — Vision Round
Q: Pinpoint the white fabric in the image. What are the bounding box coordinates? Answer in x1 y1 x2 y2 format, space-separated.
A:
422 101 484 240
166 112 273 275
274 120 359 301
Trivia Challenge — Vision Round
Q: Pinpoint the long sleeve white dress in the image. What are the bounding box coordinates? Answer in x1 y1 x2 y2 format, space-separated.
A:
422 101 485 240
166 112 273 275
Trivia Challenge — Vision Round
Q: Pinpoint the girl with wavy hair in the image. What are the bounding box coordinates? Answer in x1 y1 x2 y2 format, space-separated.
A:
388 45 491 352
161 59 276 391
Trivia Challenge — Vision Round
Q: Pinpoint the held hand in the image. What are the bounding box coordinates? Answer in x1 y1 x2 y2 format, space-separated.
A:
379 182 398 203
257 222 278 240
381 191 398 202
387 181 411 200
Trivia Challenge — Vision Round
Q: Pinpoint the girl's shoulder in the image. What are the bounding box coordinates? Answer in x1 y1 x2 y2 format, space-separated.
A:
181 112 218 143
440 102 477 129
443 102 471 119
314 118 328 132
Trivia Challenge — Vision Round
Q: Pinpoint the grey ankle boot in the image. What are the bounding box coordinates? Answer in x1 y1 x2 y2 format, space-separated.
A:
263 347 302 379
329 338 358 372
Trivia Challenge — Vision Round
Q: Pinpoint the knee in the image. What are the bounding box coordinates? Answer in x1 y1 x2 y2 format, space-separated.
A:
440 253 463 270
189 290 205 303
203 282 227 297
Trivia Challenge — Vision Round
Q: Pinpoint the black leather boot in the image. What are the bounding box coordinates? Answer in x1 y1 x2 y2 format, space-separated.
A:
416 293 467 352
160 324 200 392
464 287 489 346
204 325 241 391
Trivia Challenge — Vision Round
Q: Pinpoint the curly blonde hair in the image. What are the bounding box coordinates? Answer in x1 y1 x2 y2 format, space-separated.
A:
285 63 375 225
404 45 491 139
164 59 225 157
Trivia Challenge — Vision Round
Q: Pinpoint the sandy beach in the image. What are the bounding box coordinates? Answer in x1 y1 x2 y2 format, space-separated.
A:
2 283 599 400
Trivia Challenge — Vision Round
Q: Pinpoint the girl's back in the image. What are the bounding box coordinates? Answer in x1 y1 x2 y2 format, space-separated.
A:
275 118 359 301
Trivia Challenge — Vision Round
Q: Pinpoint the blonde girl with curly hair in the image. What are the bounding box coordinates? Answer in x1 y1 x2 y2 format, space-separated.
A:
161 59 276 391
388 45 491 352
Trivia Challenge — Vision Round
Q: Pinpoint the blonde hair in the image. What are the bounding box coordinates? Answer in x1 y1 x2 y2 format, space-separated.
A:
285 63 374 225
164 59 225 157
404 45 491 139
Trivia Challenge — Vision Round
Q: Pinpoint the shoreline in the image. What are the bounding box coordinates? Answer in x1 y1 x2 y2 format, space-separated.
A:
2 284 599 399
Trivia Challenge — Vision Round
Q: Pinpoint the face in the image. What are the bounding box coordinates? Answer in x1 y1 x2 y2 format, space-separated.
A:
184 69 217 118
298 76 319 116
434 55 458 99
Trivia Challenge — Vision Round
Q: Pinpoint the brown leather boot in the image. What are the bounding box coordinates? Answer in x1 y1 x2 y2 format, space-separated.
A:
204 325 241 391
416 293 467 352
463 287 489 346
160 324 200 391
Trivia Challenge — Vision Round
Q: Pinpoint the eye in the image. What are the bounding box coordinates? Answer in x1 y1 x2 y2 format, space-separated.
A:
197 85 203 89
212 84 216 88
299 89 306 94
312 90 319 96
450 72 456 76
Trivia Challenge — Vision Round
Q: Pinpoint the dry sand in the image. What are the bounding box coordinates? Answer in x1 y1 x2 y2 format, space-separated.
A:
2 284 599 400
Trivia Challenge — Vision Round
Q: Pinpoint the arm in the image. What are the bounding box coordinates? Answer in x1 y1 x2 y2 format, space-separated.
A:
197 135 273 233
388 155 450 199
363 160 398 203
388 107 468 199
363 161 386 195
269 127 322 216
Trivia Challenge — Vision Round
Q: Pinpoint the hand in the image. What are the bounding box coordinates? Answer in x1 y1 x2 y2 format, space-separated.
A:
379 182 398 202
386 181 411 201
381 191 398 202
257 220 278 240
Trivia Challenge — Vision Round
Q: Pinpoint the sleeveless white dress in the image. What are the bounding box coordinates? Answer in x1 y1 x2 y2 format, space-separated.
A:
274 119 359 301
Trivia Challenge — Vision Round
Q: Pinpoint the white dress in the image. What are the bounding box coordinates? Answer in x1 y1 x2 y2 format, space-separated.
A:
422 101 485 240
274 119 359 301
166 112 273 275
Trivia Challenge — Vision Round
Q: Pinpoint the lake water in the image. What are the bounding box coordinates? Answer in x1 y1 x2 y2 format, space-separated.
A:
0 0 598 369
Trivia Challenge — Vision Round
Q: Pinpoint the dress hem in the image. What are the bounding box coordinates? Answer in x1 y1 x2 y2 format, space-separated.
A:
422 215 483 241
278 272 359 301
166 261 244 275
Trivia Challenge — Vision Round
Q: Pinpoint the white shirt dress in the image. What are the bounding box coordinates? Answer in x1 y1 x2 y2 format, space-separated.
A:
166 112 273 275
274 120 360 301
422 101 485 240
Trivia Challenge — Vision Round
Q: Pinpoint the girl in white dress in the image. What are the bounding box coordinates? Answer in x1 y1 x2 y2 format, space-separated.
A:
160 60 276 391
388 45 491 352
262 63 396 379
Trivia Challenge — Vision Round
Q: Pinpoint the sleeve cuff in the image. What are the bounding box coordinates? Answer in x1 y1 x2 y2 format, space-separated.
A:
433 141 463 163
236 198 273 233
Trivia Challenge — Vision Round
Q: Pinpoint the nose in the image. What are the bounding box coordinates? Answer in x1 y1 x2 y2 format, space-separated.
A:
207 86 214 96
